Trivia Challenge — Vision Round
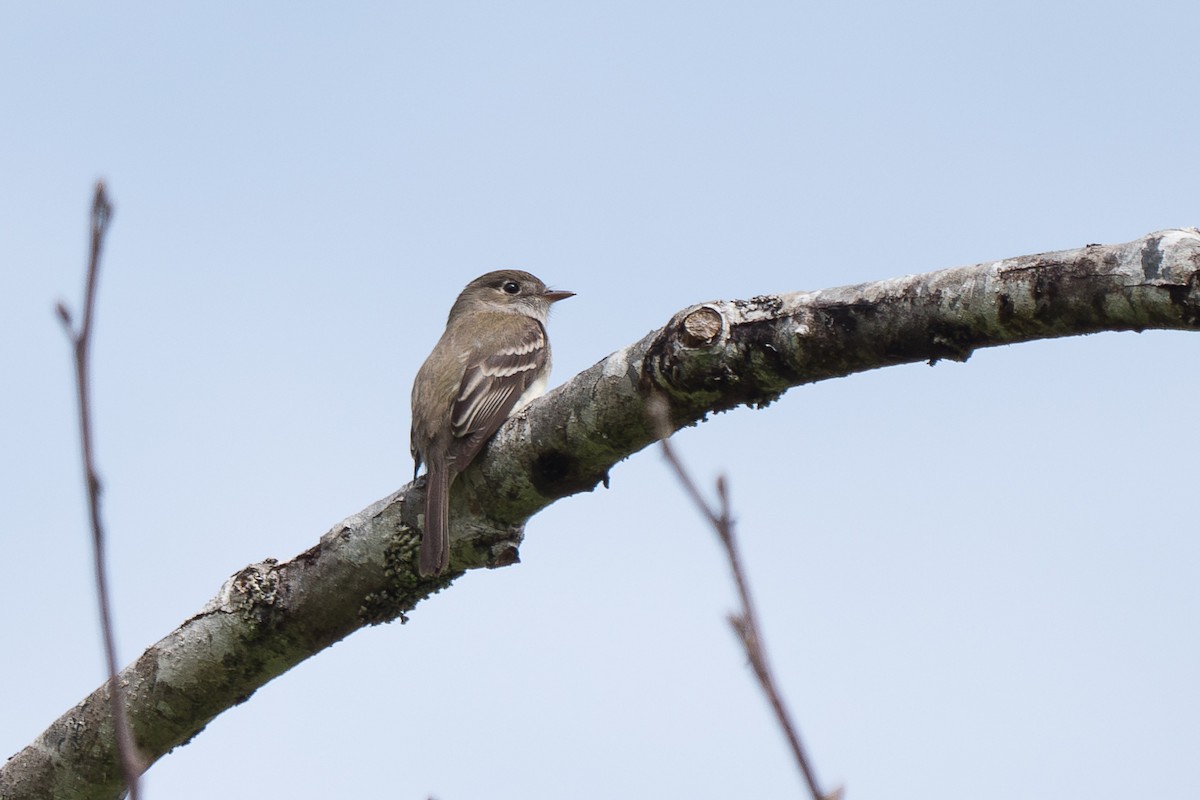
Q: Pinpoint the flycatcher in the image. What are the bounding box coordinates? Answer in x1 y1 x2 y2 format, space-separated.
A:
411 270 574 577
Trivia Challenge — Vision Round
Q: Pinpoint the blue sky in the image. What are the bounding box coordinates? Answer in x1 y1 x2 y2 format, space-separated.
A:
3 3 1199 798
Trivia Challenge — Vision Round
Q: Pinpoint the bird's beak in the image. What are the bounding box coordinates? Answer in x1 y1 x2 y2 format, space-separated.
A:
543 289 575 303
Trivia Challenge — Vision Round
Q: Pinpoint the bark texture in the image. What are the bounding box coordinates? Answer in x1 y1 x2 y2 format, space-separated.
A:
4 229 1199 799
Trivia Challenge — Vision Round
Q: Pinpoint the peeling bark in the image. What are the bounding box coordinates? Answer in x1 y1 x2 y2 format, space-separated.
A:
4 229 1199 799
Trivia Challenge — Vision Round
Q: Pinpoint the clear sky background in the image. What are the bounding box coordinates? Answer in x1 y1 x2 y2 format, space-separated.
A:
3 3 1199 798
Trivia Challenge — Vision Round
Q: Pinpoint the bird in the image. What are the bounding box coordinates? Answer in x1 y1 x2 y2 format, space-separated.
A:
410 270 574 576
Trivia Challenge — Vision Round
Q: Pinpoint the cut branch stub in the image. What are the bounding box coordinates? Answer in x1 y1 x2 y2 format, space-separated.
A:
680 305 725 347
642 297 800 422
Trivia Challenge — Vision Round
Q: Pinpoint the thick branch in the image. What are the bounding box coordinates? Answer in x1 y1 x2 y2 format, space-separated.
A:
5 228 1198 799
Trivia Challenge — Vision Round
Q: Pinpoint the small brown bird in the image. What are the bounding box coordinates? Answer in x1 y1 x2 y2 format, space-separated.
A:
410 270 574 576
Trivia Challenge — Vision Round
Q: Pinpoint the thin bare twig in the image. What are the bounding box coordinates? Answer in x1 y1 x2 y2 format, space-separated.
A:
648 394 839 800
56 182 142 800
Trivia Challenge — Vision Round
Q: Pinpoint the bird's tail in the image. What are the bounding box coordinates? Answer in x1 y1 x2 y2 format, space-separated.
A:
418 463 452 577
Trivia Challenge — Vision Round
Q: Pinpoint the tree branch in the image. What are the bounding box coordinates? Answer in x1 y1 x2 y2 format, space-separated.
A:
5 228 1199 799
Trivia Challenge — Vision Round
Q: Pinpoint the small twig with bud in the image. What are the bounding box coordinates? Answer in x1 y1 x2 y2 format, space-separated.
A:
56 182 143 800
649 394 841 800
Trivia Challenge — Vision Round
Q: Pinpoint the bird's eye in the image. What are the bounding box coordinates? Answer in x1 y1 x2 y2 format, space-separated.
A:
502 281 520 295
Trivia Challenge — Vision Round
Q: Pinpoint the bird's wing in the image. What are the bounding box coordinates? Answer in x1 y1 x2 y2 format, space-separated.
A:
448 316 548 467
